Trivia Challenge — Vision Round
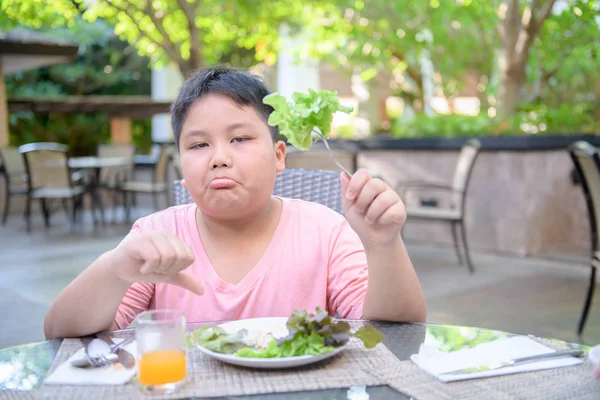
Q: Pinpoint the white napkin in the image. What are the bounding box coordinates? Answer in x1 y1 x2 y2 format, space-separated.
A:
45 339 138 386
411 336 583 382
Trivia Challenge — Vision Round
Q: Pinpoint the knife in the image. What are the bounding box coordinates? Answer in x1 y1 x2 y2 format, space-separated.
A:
440 348 585 376
95 331 136 369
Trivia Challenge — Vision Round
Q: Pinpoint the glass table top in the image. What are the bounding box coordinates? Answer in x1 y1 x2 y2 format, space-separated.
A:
0 321 590 399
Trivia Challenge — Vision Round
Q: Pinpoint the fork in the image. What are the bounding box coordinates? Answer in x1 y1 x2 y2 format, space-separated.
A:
311 128 352 177
71 352 119 368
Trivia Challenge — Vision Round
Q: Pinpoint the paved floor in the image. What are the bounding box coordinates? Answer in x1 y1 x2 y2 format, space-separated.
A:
1 207 598 349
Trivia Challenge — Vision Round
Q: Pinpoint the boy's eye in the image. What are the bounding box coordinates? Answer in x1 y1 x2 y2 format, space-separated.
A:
232 137 249 143
191 143 208 149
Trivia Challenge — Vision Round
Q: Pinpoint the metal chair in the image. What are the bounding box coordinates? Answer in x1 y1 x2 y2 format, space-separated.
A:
568 140 600 337
396 138 481 273
0 147 28 225
19 142 87 232
96 144 135 220
119 144 171 220
171 168 343 214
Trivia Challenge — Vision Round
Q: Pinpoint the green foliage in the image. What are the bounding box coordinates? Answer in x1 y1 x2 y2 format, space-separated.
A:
528 0 600 108
389 104 599 138
391 114 493 138
300 1 498 100
0 0 79 30
300 0 599 120
9 112 110 156
4 17 153 155
9 112 153 156
6 18 152 96
335 123 358 139
78 0 314 73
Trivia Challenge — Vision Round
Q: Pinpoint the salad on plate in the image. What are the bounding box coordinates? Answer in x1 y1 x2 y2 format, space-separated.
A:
187 307 384 359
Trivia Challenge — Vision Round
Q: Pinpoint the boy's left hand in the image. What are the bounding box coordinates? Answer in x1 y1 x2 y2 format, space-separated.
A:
340 170 406 246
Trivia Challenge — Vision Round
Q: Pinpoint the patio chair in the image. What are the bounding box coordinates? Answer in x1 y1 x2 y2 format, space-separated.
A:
0 147 28 225
171 168 343 214
19 142 87 232
568 140 600 336
96 144 135 219
396 138 481 273
98 144 136 188
120 144 171 220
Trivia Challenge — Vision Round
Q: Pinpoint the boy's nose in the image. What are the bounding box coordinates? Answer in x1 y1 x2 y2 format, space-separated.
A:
209 145 232 169
212 161 228 169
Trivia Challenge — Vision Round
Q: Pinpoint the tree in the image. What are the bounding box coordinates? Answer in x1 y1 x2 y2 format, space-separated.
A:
496 0 557 116
301 0 599 118
2 0 318 77
0 0 79 29
300 1 498 112
79 0 312 76
525 0 600 107
5 18 152 97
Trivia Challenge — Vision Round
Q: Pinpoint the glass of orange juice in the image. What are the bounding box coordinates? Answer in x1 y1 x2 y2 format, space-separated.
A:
135 309 187 394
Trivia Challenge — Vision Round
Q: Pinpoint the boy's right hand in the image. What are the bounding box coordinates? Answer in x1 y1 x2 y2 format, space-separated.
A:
108 231 203 295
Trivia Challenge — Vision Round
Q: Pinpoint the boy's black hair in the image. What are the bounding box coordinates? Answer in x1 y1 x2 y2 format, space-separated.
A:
170 65 278 149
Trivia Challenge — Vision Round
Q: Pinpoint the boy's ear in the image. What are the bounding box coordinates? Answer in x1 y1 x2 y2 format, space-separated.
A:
275 140 286 173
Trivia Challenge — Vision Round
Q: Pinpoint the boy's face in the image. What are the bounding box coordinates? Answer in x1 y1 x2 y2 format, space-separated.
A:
179 93 286 220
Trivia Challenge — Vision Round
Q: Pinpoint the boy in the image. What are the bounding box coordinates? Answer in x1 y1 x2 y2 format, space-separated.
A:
44 66 426 339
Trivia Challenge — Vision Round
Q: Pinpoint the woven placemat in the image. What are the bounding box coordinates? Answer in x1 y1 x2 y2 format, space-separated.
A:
35 336 395 399
376 337 600 400
379 359 598 400
0 390 38 400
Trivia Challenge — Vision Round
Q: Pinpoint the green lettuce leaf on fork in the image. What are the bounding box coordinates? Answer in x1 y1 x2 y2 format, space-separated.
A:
263 89 354 151
187 307 384 358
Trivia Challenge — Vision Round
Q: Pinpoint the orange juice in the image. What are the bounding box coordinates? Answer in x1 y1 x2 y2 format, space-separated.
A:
138 350 187 385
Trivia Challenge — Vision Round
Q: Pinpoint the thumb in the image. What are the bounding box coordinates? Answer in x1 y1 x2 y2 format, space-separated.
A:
340 172 353 211
170 272 204 296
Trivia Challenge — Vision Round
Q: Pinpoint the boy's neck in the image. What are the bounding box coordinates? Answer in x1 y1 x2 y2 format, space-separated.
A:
195 197 282 241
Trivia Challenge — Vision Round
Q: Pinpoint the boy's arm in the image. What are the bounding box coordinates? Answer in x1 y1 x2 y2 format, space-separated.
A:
44 249 133 339
361 238 426 322
340 171 426 323
44 230 203 339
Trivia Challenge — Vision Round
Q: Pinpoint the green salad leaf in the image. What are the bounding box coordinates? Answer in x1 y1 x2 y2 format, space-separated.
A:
187 307 384 359
263 89 354 151
187 325 248 354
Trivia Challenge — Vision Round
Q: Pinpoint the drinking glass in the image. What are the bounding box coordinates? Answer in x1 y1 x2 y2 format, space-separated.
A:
135 309 187 394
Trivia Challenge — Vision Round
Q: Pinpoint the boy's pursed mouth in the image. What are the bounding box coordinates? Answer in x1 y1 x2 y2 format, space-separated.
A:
209 178 237 189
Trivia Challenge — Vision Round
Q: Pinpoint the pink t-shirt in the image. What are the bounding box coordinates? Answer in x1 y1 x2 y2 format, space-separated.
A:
114 197 368 328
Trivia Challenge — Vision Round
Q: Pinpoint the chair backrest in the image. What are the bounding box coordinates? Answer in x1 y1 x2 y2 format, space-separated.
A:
19 142 72 190
98 144 135 184
451 139 481 212
0 146 26 182
569 140 600 254
154 144 172 183
171 168 343 213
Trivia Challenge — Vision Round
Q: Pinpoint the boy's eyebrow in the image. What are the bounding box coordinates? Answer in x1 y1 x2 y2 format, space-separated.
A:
182 123 257 139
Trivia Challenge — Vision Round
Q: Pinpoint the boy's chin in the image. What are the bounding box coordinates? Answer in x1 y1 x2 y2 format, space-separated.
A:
201 197 268 219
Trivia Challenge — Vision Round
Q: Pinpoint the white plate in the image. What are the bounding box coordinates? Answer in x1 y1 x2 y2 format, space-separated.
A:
194 317 346 369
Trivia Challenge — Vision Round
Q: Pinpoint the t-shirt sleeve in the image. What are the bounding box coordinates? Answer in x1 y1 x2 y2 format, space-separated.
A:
114 282 155 329
326 217 368 319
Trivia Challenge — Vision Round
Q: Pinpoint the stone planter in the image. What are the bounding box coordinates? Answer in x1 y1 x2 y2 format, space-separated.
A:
292 135 600 260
